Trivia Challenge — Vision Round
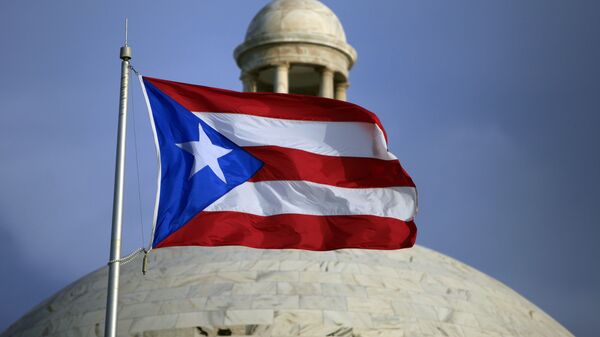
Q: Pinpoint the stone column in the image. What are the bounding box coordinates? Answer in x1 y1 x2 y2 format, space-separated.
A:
335 81 349 101
241 72 257 92
319 67 334 98
274 63 289 93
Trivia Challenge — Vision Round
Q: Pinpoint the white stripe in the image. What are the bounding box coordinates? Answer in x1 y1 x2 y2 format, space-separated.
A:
204 181 417 221
139 75 161 249
192 112 396 160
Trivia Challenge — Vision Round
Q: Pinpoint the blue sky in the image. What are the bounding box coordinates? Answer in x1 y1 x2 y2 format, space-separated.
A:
0 1 598 336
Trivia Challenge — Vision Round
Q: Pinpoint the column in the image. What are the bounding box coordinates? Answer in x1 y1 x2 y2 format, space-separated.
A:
334 81 349 101
319 67 334 98
241 72 257 92
274 63 289 93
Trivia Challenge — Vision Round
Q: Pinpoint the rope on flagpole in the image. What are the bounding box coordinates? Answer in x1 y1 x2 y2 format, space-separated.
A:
129 65 146 248
108 247 147 265
135 68 162 272
129 64 154 275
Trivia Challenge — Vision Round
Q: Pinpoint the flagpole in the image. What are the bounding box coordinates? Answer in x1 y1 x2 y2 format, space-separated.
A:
104 19 131 337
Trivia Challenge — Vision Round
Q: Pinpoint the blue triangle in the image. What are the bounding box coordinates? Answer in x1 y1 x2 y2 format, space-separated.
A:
143 79 263 247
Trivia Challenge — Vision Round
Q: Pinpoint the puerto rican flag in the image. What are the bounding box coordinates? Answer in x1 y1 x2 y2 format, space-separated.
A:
140 76 417 251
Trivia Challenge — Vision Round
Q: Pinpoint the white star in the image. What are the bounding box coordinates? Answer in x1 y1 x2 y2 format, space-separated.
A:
176 124 232 182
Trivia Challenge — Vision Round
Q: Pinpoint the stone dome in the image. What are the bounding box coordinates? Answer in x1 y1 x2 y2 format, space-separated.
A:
235 0 357 70
246 0 347 44
1 245 573 337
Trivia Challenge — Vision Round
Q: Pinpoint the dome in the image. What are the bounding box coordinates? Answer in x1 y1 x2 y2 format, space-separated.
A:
235 0 357 69
1 245 573 337
246 0 347 45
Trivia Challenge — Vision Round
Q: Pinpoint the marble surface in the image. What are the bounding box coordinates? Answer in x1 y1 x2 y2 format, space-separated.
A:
1 245 573 337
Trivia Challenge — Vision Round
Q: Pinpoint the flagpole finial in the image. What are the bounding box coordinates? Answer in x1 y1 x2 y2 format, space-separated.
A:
120 18 132 61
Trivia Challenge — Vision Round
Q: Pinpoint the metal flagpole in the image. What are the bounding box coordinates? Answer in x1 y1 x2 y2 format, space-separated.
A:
104 19 132 337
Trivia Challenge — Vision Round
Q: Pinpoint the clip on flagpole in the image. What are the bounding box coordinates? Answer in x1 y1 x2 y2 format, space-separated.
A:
104 18 131 337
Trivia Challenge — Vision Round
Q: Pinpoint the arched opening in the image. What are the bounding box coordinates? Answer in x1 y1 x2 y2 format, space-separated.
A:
288 64 320 96
255 67 275 92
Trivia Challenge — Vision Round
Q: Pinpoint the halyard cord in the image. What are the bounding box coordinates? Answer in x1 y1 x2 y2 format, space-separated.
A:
133 65 162 274
131 64 156 253
130 64 140 76
108 247 146 265
136 68 162 255
129 66 146 247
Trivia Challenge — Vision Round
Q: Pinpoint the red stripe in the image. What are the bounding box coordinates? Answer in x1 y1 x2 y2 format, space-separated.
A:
245 146 415 188
143 76 388 141
156 211 417 251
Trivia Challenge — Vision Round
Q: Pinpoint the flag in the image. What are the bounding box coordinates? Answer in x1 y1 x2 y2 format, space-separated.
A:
140 76 417 251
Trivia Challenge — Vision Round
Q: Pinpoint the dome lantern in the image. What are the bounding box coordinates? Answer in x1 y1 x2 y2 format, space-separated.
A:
234 0 357 100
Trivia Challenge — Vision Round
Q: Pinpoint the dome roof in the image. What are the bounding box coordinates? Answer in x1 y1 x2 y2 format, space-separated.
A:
246 0 347 44
2 245 573 337
235 0 357 66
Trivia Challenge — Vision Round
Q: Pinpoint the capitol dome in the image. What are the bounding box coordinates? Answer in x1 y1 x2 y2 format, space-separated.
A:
235 0 356 64
241 0 351 53
1 246 573 336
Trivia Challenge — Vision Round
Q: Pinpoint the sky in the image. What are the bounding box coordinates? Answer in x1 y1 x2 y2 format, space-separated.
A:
0 0 598 336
